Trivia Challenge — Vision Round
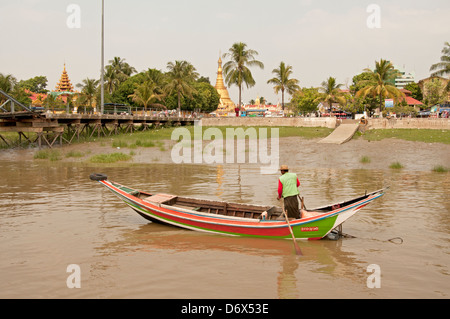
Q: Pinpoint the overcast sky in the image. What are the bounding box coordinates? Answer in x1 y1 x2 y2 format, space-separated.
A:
1 0 449 104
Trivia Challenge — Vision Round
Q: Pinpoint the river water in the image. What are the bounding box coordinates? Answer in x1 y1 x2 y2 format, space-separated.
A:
0 137 449 299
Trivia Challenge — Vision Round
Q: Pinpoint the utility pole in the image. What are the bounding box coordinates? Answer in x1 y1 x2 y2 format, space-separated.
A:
100 0 105 114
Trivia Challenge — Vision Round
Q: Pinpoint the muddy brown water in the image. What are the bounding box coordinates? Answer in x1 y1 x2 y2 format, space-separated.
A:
0 137 449 298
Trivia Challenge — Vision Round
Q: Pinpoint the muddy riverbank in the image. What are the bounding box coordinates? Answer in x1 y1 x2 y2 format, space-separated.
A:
1 136 448 173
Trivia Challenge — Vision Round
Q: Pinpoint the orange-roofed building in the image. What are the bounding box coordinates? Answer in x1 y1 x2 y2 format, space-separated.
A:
398 89 424 110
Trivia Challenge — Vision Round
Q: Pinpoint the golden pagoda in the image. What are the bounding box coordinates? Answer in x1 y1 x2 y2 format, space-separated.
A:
55 64 74 92
214 56 236 112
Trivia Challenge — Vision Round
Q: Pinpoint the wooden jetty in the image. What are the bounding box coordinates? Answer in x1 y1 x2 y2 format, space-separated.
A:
0 112 196 148
0 89 195 148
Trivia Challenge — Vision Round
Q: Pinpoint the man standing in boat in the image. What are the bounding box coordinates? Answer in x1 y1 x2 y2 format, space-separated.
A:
277 165 301 219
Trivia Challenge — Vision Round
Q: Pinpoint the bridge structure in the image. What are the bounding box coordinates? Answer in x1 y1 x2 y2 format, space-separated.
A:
0 89 196 148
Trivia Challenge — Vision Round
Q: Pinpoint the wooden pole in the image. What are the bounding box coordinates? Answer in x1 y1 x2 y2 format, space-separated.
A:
280 199 302 256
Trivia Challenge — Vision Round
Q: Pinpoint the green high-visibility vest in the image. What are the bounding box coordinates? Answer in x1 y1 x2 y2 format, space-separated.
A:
279 172 299 198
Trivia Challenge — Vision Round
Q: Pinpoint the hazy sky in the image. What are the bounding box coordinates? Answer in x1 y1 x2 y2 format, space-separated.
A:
1 0 449 104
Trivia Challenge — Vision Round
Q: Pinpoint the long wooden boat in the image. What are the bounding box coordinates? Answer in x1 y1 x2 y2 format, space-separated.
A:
90 173 386 240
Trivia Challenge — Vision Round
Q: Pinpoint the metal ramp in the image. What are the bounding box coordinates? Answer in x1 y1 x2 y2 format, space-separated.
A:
318 123 360 144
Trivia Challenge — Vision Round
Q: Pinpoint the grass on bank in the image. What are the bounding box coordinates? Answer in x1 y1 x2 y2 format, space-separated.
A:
89 152 132 163
34 149 62 161
360 156 371 164
65 150 85 158
432 165 449 173
389 162 404 169
359 129 450 144
110 126 333 144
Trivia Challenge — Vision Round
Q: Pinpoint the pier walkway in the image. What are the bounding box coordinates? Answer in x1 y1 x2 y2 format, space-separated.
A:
0 110 195 148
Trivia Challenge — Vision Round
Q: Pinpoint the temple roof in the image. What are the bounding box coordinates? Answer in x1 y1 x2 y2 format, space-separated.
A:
214 56 235 110
55 64 74 92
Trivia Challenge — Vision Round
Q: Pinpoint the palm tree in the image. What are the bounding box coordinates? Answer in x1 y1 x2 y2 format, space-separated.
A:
0 73 16 94
317 77 347 112
76 78 99 107
165 60 199 114
143 68 167 97
430 42 450 91
128 81 162 113
107 57 137 84
356 59 404 112
222 42 264 108
104 65 120 94
267 62 300 110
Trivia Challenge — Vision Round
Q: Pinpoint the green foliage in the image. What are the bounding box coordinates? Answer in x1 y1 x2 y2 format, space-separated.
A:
17 76 48 93
11 86 32 107
128 80 161 111
222 42 264 106
317 77 347 111
111 68 218 112
89 152 132 163
112 72 148 105
290 87 320 114
404 82 423 102
182 82 220 113
360 156 371 164
0 73 16 94
267 62 300 110
430 42 450 82
350 72 380 113
356 59 404 111
76 78 99 107
34 149 62 161
432 165 449 173
389 162 404 169
423 78 447 106
165 60 199 112
361 129 450 144
65 150 84 158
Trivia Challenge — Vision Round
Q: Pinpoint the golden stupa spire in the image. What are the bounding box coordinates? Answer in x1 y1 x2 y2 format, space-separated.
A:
55 63 74 92
214 55 235 111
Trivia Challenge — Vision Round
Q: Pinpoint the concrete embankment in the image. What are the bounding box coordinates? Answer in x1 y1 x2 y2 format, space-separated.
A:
366 118 450 130
200 117 337 128
201 117 450 130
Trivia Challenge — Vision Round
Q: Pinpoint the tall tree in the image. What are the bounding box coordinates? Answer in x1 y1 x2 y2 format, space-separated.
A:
423 78 447 106
356 59 404 112
317 77 347 112
128 81 162 113
104 65 120 94
165 60 199 114
0 73 32 107
430 41 450 91
76 78 99 107
18 76 48 93
106 57 137 89
404 82 423 102
222 42 264 108
143 68 167 100
181 82 221 113
267 62 300 110
0 73 16 94
290 87 320 115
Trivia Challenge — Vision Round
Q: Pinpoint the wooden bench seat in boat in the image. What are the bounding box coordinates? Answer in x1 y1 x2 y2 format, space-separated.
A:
143 194 178 205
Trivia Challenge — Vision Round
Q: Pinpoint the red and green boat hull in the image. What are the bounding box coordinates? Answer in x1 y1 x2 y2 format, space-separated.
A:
97 179 384 240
